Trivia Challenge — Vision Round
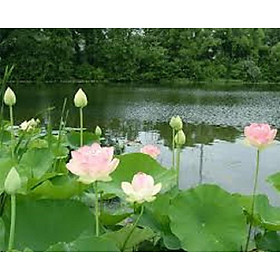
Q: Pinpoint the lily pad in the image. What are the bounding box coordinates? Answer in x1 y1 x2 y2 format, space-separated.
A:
104 225 156 251
19 147 54 179
46 236 119 252
140 193 181 250
267 172 280 192
169 185 247 252
100 204 133 226
67 131 99 149
3 198 95 251
29 175 91 199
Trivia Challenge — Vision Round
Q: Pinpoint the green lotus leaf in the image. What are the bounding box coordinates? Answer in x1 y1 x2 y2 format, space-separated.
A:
169 185 247 252
140 193 181 250
255 231 280 252
46 236 119 252
19 147 54 179
267 172 280 192
3 198 95 251
104 224 156 251
67 131 99 149
29 175 90 199
234 193 280 231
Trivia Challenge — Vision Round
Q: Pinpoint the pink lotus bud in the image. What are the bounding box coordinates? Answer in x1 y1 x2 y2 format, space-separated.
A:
121 172 162 203
66 143 119 184
244 123 277 149
140 145 160 159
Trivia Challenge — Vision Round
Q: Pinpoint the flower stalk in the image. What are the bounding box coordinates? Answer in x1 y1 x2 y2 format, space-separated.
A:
176 145 181 186
121 204 144 252
8 194 16 251
174 129 186 188
79 107 83 147
245 149 260 252
9 105 15 159
172 128 175 168
94 181 99 237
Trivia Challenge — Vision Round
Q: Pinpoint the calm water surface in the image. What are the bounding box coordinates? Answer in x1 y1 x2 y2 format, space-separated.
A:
10 83 280 205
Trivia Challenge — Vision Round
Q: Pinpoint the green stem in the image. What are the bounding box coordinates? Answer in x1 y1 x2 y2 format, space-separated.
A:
57 98 67 149
94 181 99 237
8 194 16 251
100 191 103 220
9 105 15 159
245 149 260 252
79 107 83 147
176 145 181 187
172 128 175 168
121 205 144 252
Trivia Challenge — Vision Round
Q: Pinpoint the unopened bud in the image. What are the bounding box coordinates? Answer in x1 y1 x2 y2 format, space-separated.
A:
95 126 102 137
169 116 183 130
74 88 88 108
4 167 21 195
174 130 186 146
3 87 16 106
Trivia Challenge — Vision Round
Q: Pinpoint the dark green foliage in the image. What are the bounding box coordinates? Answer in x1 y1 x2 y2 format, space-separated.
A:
1 28 280 83
255 231 280 252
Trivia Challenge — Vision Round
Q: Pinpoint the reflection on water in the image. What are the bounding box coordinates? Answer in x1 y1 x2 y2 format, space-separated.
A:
9 83 280 205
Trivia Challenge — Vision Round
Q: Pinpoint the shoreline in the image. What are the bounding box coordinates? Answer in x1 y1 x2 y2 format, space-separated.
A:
7 79 280 86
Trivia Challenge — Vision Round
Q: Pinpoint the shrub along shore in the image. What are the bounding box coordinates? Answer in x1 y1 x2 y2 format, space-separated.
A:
1 28 280 83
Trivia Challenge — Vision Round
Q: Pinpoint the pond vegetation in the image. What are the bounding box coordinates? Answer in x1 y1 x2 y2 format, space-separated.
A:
0 84 280 252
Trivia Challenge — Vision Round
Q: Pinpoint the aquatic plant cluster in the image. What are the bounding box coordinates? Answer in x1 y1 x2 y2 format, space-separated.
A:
0 87 280 252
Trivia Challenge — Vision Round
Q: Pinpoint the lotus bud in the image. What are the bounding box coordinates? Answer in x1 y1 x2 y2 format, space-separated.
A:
169 116 183 131
174 130 186 146
3 87 16 106
95 126 102 137
4 167 21 195
74 88 88 108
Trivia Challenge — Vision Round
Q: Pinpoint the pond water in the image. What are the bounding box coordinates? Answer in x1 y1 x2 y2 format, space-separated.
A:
9 83 280 205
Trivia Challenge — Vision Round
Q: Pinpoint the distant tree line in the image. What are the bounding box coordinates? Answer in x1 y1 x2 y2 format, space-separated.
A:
0 28 280 83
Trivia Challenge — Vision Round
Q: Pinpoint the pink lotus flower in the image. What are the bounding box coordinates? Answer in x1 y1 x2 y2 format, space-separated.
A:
66 143 119 184
140 145 160 159
121 172 162 203
244 123 277 149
